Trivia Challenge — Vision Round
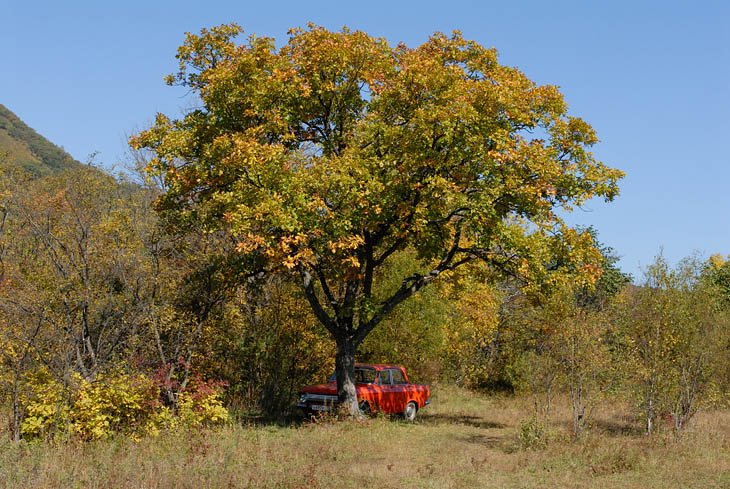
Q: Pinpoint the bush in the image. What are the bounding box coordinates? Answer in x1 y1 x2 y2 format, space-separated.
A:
518 415 548 450
175 376 229 429
20 369 229 441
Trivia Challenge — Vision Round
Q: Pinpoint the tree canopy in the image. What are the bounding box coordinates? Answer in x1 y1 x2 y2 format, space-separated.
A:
131 24 624 412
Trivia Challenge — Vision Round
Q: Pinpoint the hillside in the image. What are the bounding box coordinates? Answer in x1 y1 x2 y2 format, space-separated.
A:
0 104 82 176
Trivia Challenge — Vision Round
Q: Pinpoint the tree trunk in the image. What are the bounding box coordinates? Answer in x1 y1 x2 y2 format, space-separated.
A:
571 383 585 440
646 396 654 435
11 372 23 442
544 375 553 412
334 336 359 415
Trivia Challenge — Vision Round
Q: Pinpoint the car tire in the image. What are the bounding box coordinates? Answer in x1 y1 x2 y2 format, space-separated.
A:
403 401 418 422
359 401 371 417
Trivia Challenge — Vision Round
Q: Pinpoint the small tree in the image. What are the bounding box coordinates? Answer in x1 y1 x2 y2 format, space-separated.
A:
503 230 628 437
556 307 614 439
667 258 728 434
131 24 623 413
507 284 615 440
621 254 728 435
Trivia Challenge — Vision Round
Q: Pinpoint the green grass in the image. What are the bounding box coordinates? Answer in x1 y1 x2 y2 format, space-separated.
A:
3 386 730 488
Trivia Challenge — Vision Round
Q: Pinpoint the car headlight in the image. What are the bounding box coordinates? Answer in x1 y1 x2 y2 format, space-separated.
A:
298 393 308 403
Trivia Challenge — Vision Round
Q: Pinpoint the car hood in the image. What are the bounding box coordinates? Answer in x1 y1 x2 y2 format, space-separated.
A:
299 382 337 395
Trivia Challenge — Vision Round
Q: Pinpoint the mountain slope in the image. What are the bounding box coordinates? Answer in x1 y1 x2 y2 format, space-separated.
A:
0 104 82 176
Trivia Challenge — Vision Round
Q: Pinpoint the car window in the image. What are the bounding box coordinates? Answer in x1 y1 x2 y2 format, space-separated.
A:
378 370 392 386
328 367 377 384
355 368 376 384
391 369 407 385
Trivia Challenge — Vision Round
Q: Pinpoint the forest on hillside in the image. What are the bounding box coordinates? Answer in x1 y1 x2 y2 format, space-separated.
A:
0 105 81 177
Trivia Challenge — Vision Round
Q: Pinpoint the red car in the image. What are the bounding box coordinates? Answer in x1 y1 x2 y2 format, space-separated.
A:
296 364 430 421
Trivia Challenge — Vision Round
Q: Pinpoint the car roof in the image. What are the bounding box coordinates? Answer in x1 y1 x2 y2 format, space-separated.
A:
354 363 403 370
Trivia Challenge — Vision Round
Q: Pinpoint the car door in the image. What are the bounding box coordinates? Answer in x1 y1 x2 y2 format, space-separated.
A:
376 369 394 413
389 368 409 413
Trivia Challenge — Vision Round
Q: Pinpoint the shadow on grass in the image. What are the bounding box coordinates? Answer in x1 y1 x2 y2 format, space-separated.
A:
234 411 510 432
460 433 504 448
419 413 506 430
552 417 644 437
592 418 645 437
235 411 393 427
232 413 305 427
418 413 512 448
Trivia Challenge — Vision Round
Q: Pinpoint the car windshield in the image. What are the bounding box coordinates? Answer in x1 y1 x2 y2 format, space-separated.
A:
328 367 377 384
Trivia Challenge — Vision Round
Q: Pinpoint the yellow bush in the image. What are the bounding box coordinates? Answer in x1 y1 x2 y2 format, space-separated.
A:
21 374 69 440
69 371 159 440
177 387 229 427
20 369 229 440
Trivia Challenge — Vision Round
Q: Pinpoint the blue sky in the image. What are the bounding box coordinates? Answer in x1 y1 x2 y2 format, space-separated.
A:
3 0 729 279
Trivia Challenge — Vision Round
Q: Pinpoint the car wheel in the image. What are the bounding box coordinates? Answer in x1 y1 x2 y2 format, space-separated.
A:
359 401 371 417
403 401 418 422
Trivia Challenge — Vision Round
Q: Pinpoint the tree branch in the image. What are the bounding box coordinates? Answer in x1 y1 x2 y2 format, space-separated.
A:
354 222 467 344
298 265 338 337
315 261 340 316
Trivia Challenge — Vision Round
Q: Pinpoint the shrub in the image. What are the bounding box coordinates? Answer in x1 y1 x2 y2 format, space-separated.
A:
20 369 229 440
175 376 229 429
518 415 548 450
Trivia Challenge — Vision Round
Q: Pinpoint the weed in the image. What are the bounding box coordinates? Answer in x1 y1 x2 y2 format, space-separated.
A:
518 415 548 450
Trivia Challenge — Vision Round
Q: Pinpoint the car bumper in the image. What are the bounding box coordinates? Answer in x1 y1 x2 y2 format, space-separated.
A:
297 402 335 414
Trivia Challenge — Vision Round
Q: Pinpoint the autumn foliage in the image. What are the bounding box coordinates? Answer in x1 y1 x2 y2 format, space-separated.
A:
131 23 623 413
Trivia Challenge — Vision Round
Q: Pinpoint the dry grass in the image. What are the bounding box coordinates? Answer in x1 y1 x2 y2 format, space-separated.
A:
3 387 730 488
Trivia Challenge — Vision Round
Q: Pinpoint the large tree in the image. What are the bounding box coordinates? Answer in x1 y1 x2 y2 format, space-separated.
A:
131 24 623 413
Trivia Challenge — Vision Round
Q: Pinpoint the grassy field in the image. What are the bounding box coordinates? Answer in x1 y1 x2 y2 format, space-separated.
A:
3 386 730 488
